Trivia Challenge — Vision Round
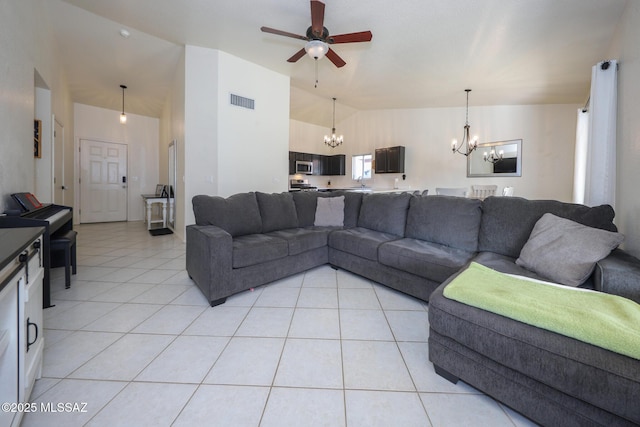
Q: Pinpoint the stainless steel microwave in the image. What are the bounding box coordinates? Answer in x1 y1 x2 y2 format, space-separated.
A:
295 161 313 175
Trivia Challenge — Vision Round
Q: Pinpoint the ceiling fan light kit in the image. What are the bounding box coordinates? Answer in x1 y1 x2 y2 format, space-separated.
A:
305 40 329 60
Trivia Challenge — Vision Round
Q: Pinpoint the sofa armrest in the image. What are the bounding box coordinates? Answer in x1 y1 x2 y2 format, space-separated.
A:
186 224 233 305
594 249 640 304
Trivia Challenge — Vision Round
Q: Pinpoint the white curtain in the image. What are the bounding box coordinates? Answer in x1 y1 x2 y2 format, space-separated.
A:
573 108 589 204
575 60 618 207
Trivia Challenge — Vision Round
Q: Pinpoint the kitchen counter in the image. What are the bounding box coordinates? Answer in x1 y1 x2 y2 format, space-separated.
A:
318 187 413 194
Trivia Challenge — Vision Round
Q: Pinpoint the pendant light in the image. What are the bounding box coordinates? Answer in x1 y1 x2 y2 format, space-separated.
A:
451 89 478 156
324 98 343 148
119 84 127 124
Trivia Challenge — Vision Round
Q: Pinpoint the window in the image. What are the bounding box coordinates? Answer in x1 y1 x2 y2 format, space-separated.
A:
352 154 372 181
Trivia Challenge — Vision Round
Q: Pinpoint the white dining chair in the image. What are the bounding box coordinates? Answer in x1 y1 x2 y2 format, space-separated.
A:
471 185 498 200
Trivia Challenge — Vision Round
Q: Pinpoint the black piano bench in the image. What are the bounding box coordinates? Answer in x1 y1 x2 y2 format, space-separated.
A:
50 230 77 289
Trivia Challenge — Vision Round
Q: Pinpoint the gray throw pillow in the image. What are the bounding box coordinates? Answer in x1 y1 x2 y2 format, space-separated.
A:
516 213 624 287
314 196 344 227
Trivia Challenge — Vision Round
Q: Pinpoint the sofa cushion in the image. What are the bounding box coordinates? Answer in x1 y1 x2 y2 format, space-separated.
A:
192 193 262 237
315 196 344 227
256 192 299 233
516 213 624 287
478 196 617 258
357 192 412 236
232 233 288 268
329 227 401 261
406 195 482 252
337 191 364 228
379 238 476 283
292 192 326 227
266 227 332 256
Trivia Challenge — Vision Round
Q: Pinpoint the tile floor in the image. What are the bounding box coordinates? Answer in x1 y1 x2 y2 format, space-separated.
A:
23 221 539 427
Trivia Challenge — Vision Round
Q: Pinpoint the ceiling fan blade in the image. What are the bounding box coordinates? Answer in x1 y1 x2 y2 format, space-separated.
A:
287 48 307 63
326 48 346 68
261 26 308 41
310 0 325 38
329 31 373 44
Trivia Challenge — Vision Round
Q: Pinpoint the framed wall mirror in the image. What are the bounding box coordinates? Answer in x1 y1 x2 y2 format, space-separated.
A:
467 139 522 177
168 140 177 230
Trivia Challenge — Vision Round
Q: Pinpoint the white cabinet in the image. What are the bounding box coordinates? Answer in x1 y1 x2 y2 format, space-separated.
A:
20 235 45 403
0 228 44 427
0 272 21 427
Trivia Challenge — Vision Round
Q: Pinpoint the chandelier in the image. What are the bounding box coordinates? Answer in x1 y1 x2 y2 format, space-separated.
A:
324 97 343 148
451 89 478 156
484 148 504 164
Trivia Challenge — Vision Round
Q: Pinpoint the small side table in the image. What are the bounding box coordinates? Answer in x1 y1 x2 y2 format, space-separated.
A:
141 195 168 230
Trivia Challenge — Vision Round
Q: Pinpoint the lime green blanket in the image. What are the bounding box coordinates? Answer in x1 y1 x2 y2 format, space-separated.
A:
443 262 640 360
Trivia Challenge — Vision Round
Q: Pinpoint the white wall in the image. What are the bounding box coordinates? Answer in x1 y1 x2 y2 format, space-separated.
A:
217 50 290 196
291 104 578 200
161 49 186 239
608 0 640 257
181 46 290 229
74 103 160 222
0 0 73 213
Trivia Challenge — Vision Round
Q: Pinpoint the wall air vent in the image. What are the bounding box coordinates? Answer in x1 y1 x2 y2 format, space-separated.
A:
230 94 255 110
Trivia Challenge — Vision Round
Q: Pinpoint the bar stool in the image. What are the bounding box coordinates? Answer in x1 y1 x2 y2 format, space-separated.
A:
50 230 77 289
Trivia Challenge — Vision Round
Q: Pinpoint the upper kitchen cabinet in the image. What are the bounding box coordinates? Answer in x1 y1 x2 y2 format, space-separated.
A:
323 154 345 176
374 146 405 173
289 151 345 176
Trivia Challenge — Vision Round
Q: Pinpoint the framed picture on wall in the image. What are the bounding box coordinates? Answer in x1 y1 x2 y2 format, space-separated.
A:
34 119 42 158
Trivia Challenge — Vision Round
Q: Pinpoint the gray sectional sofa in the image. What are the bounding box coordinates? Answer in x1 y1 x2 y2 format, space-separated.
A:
186 190 640 426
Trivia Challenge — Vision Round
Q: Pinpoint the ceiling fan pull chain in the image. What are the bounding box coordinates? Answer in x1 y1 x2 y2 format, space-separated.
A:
315 58 319 88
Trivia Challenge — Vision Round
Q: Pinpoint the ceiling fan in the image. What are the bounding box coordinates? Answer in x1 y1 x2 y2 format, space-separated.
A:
260 0 372 68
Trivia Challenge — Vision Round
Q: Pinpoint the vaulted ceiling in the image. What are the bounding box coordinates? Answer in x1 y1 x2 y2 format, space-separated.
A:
48 0 627 127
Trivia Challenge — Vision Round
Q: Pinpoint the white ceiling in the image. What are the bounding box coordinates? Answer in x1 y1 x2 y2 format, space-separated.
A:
48 0 627 127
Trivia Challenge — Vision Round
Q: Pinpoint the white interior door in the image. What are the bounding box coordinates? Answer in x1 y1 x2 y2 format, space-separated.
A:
80 139 128 223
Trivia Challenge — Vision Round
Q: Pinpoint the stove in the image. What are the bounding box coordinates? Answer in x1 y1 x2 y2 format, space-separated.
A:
289 179 317 192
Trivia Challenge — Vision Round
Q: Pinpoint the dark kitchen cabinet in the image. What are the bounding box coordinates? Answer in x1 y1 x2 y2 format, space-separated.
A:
374 146 405 173
312 154 323 175
289 151 345 176
289 151 314 174
289 151 297 175
321 154 345 176
328 154 345 175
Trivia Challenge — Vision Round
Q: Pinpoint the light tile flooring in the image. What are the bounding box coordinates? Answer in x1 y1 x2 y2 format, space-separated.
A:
23 221 538 427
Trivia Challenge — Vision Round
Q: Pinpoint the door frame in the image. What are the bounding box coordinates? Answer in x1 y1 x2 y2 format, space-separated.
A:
53 115 65 205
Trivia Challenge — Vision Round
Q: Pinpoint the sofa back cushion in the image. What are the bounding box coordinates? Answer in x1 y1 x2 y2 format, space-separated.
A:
292 192 330 227
406 195 482 252
357 192 411 236
192 192 262 237
478 196 617 258
256 192 299 233
334 191 363 228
